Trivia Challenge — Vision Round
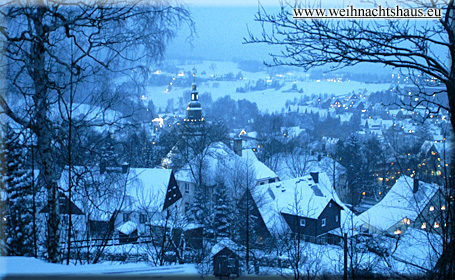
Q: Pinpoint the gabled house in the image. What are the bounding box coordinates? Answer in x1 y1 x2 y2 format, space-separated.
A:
39 192 86 240
358 176 445 235
58 166 182 242
240 172 349 244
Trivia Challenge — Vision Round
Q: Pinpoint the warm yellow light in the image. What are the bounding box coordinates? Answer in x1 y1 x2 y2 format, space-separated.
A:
421 223 427 229
434 222 440 228
441 205 446 210
394 229 402 235
430 206 435 211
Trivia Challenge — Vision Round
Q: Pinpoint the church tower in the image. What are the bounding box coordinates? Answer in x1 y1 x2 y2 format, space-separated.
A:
185 82 203 122
183 69 204 136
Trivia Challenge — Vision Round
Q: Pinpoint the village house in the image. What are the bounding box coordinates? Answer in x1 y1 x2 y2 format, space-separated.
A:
58 166 183 243
238 172 353 245
358 176 446 235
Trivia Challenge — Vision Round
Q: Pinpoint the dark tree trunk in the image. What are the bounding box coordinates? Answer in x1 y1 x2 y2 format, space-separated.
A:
30 6 60 263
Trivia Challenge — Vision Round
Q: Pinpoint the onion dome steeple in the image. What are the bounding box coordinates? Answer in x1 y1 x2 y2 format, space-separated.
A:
185 68 204 123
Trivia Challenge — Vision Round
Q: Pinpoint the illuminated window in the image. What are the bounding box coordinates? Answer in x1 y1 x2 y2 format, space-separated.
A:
362 192 366 196
300 219 306 227
421 223 427 229
394 229 402 235
434 222 440 228
430 206 435 211
442 205 446 210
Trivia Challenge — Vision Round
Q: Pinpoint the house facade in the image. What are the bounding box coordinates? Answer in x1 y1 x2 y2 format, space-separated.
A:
240 172 346 244
358 176 445 235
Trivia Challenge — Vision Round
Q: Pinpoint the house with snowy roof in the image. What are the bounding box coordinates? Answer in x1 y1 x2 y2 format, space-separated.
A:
239 172 354 245
175 141 279 212
58 166 182 242
358 176 446 235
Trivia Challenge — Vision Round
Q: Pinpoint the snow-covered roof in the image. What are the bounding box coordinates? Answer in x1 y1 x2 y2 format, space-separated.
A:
175 142 278 186
251 173 343 235
242 149 277 181
123 168 173 212
275 154 346 182
358 176 440 232
58 167 174 221
210 238 242 258
116 221 137 235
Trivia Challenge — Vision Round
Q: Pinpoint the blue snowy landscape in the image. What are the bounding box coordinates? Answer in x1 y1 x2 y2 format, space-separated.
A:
1 0 454 279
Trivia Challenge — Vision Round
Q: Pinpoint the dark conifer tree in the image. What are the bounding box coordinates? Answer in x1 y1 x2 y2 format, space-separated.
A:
1 125 34 256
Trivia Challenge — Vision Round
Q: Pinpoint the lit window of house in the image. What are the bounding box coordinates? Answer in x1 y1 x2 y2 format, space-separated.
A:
434 222 440 228
300 219 306 227
394 229 402 235
322 218 326 227
430 206 435 211
441 205 446 211
421 223 427 229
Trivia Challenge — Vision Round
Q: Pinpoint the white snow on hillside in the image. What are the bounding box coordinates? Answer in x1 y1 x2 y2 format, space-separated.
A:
146 60 392 113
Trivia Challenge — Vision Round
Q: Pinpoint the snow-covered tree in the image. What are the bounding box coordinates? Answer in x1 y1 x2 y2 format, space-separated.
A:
1 125 34 256
212 183 231 239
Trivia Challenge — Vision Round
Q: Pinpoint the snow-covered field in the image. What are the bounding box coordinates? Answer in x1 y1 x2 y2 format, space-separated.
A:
0 256 199 277
146 60 392 113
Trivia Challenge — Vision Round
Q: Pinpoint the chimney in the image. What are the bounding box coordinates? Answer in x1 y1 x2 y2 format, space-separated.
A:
121 162 130 173
234 137 242 157
310 172 319 184
413 177 419 193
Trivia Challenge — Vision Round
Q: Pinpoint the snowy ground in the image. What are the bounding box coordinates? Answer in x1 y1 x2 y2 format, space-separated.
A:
146 60 392 113
0 257 199 277
1 228 440 278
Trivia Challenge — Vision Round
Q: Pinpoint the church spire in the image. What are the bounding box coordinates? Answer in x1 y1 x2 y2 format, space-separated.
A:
185 68 203 123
